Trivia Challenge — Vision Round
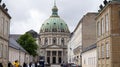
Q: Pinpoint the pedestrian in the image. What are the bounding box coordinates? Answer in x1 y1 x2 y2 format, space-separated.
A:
35 62 37 67
31 62 35 67
13 60 20 67
8 61 13 67
23 62 27 67
29 62 32 67
0 63 3 67
37 61 40 67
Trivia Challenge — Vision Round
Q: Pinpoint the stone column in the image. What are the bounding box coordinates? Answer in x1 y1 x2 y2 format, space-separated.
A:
62 50 63 63
57 38 59 45
56 51 58 64
45 50 47 64
51 38 52 45
50 50 52 64
60 38 61 45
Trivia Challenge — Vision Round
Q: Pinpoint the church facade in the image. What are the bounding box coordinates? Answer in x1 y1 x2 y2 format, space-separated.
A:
39 2 70 64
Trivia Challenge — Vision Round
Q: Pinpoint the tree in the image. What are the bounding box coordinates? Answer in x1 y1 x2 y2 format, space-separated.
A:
17 32 38 56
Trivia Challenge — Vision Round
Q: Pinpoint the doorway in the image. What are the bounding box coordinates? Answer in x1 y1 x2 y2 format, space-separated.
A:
52 57 56 64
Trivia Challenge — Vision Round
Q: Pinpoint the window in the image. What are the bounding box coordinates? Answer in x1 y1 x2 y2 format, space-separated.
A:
58 51 62 56
105 14 109 32
44 38 48 45
45 29 48 32
106 43 110 58
61 38 64 45
4 21 8 36
97 21 101 36
98 46 101 58
5 45 7 59
53 37 56 44
52 51 56 56
0 18 4 35
47 51 51 56
84 59 86 64
52 28 57 32
61 29 64 32
3 45 7 59
101 18 105 34
0 43 2 58
101 45 104 58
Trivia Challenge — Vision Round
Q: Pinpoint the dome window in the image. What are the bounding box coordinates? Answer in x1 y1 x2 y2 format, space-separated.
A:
52 28 57 32
61 29 64 32
45 29 48 32
54 23 56 25
61 23 63 25
47 23 49 25
40 30 43 32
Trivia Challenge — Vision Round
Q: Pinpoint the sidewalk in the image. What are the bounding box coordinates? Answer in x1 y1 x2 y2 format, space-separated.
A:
51 64 61 67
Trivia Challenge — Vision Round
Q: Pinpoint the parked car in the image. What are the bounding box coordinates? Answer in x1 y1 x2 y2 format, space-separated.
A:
71 64 77 67
71 64 81 67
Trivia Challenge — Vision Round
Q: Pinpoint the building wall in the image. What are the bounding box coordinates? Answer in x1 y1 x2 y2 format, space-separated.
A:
82 13 97 50
9 47 31 66
68 13 97 65
20 51 25 65
68 23 82 64
82 48 97 67
9 47 20 64
39 32 70 64
0 5 11 67
96 2 120 67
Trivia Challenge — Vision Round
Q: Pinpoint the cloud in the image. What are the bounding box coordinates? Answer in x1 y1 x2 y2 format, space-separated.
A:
3 0 104 34
10 9 48 34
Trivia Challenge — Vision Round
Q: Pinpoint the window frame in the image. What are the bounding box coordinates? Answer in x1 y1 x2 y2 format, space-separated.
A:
105 14 109 32
101 18 105 34
0 43 2 58
106 42 110 58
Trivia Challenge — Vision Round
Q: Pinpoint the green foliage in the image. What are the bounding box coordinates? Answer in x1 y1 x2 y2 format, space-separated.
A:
17 32 38 56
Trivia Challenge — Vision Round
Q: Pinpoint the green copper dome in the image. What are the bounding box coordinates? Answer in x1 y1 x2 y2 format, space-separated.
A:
40 3 70 33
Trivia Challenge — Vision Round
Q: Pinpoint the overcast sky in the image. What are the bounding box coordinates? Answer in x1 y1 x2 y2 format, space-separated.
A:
3 0 104 34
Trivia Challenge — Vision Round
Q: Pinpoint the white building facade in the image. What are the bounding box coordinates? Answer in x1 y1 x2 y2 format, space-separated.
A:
67 13 97 66
82 44 97 67
9 37 32 66
68 23 82 65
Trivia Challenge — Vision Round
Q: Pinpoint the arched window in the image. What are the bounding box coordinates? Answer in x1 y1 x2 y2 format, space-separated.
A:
61 38 64 45
61 29 64 32
53 37 56 44
44 38 48 45
52 28 57 32
45 29 48 32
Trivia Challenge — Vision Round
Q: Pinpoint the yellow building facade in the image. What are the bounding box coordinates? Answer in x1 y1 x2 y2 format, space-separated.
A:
96 1 120 67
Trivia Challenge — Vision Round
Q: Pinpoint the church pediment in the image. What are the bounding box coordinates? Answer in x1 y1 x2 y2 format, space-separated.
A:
41 45 67 49
48 45 60 48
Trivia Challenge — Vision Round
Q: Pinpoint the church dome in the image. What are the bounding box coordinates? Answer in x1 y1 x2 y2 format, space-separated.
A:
40 3 70 33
